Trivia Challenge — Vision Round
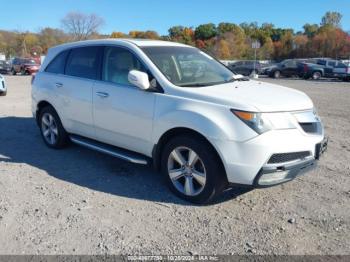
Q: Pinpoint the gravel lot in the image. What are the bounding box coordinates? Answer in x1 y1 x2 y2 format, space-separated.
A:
0 75 349 255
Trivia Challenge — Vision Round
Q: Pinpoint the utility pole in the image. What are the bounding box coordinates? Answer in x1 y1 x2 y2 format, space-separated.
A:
252 40 261 79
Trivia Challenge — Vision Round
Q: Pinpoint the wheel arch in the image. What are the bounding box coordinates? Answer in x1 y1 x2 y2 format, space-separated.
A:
152 127 228 183
35 100 55 125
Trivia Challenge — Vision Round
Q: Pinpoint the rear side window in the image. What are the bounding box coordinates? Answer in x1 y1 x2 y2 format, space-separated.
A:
65 46 101 80
45 50 69 74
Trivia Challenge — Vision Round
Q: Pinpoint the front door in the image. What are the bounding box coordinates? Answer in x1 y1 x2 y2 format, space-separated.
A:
93 46 156 156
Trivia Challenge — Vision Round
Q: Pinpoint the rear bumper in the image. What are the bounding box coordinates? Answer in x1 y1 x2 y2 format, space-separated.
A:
26 68 39 74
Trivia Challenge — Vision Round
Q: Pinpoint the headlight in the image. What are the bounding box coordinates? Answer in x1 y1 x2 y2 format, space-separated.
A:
231 109 298 134
231 109 272 134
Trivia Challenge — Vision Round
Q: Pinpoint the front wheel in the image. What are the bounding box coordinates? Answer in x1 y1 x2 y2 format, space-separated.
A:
39 106 69 149
161 135 227 204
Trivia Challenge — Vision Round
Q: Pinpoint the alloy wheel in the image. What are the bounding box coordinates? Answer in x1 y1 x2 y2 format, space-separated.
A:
167 146 207 196
313 72 321 80
41 113 59 145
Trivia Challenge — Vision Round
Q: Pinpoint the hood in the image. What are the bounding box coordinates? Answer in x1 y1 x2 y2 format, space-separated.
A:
179 80 313 112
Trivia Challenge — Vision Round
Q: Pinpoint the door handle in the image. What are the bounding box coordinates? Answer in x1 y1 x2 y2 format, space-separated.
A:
96 91 109 98
55 82 63 88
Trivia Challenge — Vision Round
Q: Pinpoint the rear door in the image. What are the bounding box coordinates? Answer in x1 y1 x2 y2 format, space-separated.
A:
55 46 102 138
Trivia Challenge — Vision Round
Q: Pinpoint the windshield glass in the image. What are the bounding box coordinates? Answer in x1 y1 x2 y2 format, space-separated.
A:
141 46 234 87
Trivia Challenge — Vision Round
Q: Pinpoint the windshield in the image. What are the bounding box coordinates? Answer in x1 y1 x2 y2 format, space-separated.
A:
141 46 234 87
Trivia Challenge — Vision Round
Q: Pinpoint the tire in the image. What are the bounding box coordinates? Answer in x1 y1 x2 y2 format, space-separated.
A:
161 135 227 204
273 70 281 78
312 71 321 80
0 90 6 96
38 106 69 149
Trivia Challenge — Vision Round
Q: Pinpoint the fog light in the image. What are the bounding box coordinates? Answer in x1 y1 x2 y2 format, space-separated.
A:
258 170 289 186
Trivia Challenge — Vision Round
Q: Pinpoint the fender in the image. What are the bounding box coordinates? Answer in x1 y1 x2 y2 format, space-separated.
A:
152 95 257 145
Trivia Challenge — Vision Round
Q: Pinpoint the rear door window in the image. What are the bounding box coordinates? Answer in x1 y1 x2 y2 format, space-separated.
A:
45 50 69 74
65 46 101 80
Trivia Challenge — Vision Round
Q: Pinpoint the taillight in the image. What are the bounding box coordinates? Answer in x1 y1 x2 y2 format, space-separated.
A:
31 74 35 84
303 64 308 72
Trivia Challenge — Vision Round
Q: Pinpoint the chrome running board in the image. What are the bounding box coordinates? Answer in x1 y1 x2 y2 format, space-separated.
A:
70 135 148 165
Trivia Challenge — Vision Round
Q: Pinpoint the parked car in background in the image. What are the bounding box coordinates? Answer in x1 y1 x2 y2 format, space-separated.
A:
299 62 329 80
306 58 340 78
11 58 40 75
228 60 262 76
263 59 307 78
333 62 350 81
0 60 11 74
0 74 7 96
32 39 327 203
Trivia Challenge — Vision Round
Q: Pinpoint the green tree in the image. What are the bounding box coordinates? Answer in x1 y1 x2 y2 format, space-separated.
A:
321 11 342 28
303 23 319 38
194 23 217 40
217 22 239 35
38 28 67 54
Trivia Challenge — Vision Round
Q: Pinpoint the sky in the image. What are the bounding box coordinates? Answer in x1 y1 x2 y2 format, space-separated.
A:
1 0 349 35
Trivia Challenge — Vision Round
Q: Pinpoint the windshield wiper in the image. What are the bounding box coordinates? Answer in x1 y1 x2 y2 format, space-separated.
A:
178 83 211 87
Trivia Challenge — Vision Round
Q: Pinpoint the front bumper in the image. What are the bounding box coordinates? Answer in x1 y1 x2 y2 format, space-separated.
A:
255 136 328 187
254 156 316 187
210 128 326 186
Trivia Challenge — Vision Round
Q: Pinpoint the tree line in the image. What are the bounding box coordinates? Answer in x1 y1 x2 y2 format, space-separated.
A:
0 11 348 61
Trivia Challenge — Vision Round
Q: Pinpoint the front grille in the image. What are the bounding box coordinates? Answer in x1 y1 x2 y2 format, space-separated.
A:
268 151 311 164
300 122 320 134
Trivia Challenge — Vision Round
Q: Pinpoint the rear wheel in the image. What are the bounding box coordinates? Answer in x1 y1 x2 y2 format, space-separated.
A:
161 135 227 204
0 90 6 96
312 71 321 80
39 106 69 149
273 70 281 78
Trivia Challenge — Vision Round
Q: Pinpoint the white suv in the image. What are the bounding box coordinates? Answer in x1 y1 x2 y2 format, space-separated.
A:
32 39 327 203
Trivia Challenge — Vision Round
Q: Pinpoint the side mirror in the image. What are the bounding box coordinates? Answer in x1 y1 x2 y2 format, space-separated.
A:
128 70 150 90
